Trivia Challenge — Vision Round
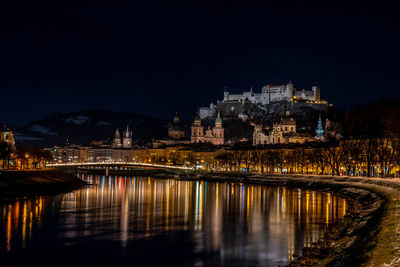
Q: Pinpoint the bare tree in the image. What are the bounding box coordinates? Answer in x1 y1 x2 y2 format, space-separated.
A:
375 138 399 177
321 145 342 176
252 149 269 173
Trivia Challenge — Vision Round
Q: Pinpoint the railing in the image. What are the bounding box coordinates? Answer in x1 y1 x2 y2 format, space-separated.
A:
47 162 194 170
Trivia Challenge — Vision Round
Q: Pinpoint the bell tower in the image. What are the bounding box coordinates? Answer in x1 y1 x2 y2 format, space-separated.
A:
211 110 224 144
122 124 132 148
112 128 122 148
190 111 203 143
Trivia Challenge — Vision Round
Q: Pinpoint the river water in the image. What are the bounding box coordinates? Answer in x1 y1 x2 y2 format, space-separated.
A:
0 175 346 266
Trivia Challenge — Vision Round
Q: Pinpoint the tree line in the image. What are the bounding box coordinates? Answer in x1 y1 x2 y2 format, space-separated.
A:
0 142 52 170
214 138 400 178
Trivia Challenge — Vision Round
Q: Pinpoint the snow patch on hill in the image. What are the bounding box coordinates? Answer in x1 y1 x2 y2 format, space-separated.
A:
28 124 58 136
13 132 44 141
65 116 89 125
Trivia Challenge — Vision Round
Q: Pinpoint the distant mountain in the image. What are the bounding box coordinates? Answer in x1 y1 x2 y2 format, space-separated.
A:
12 110 169 147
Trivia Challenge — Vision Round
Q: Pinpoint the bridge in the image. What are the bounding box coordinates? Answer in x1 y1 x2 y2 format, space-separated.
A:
47 162 193 170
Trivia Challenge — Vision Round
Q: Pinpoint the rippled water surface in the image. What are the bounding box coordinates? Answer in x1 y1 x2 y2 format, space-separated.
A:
0 175 346 266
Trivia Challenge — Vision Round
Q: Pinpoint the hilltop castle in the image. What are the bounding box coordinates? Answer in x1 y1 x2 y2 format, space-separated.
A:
200 81 328 119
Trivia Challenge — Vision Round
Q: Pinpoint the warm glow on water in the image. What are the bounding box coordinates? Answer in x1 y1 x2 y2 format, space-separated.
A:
0 175 346 266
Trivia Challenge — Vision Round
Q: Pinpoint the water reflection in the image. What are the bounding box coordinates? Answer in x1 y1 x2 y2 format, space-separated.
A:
0 175 346 266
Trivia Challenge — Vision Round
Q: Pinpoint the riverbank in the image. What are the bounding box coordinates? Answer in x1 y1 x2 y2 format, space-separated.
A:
61 167 400 266
194 173 399 266
0 169 86 202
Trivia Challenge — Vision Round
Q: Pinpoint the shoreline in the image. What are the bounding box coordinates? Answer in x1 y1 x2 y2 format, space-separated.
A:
196 173 398 266
101 168 396 266
0 169 86 203
5 167 399 266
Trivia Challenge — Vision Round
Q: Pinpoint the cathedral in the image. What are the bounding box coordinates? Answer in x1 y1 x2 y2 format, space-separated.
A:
112 125 132 148
152 112 191 148
168 112 185 139
253 109 312 146
191 111 224 145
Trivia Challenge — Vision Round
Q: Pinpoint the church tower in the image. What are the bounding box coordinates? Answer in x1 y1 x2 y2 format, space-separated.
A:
212 110 224 141
122 125 132 148
112 128 122 148
190 111 203 143
315 114 325 141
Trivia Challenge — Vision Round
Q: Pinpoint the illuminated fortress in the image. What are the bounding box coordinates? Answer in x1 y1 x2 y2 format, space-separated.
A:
199 81 328 118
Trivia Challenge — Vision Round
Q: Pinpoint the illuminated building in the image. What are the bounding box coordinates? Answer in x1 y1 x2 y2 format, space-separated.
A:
191 111 224 145
168 112 185 139
112 128 122 148
315 114 325 141
152 112 191 148
252 109 312 146
199 81 328 119
122 125 132 149
0 125 15 149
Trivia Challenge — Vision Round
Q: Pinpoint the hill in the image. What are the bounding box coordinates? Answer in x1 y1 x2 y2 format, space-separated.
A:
12 110 169 147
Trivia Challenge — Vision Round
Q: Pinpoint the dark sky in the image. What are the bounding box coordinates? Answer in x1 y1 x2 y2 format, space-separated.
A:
1 0 399 125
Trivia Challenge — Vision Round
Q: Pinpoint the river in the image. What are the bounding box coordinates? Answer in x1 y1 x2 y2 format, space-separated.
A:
0 174 346 266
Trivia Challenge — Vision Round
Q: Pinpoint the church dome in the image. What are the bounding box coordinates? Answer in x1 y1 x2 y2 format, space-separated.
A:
168 112 184 131
168 122 184 131
281 107 296 125
281 117 296 125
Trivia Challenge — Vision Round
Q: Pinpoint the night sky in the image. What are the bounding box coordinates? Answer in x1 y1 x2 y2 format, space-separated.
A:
1 0 399 125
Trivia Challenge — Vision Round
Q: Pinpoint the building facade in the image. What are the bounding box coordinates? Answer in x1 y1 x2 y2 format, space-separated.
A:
112 129 122 148
152 112 191 148
123 125 132 148
168 112 185 139
253 109 312 146
0 126 15 149
191 111 224 145
223 82 320 105
199 81 327 119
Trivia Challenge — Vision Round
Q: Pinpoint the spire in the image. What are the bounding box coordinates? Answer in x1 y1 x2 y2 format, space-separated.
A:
250 86 253 93
124 124 132 139
216 110 222 123
194 110 200 121
193 109 202 126
316 114 324 139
